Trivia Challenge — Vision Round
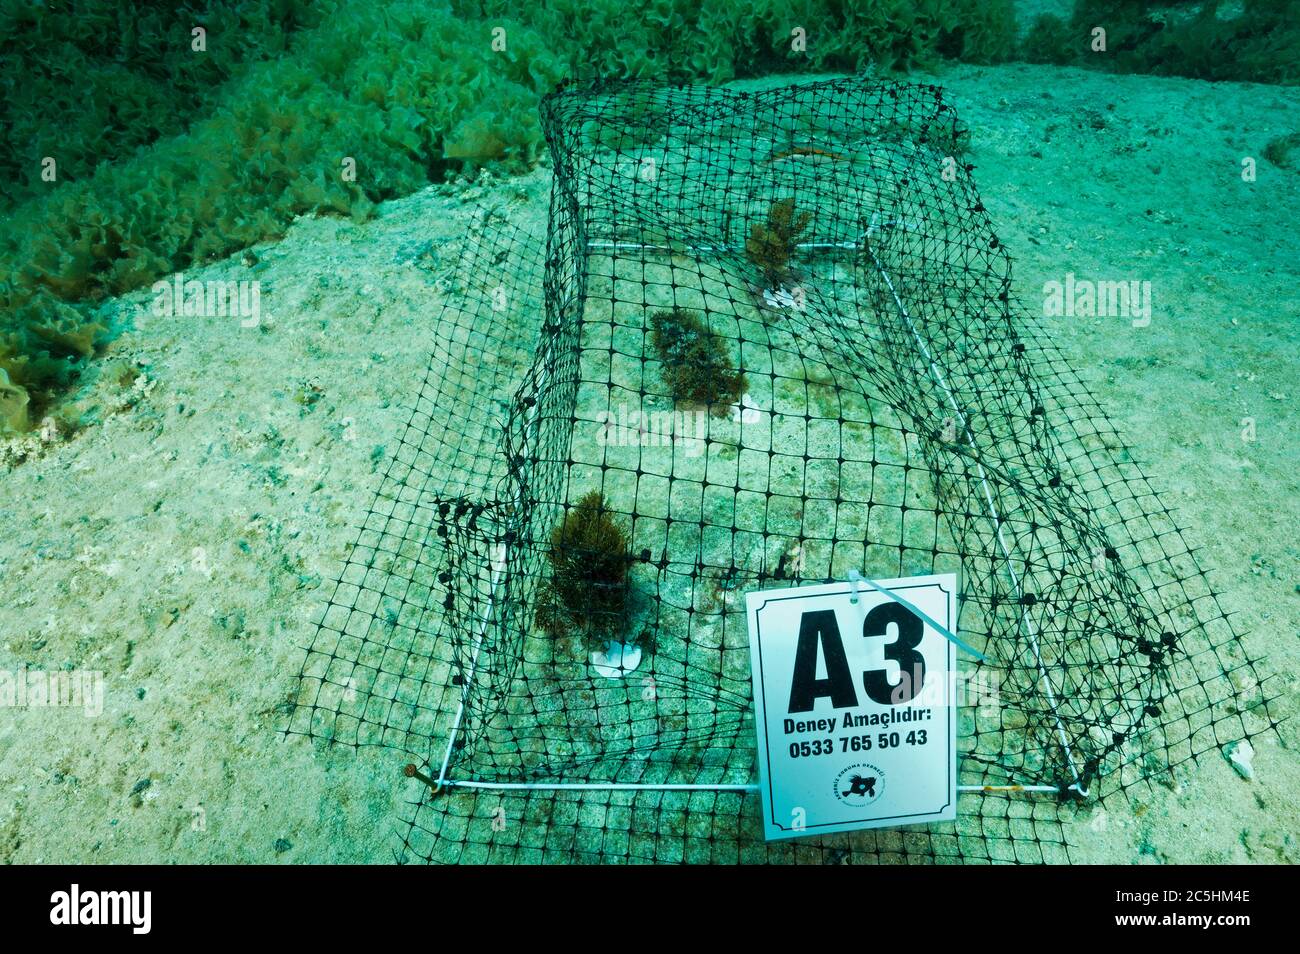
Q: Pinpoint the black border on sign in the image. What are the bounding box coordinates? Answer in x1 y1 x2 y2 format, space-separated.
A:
751 580 955 834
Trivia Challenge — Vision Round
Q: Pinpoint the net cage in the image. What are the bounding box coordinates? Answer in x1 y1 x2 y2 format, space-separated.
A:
287 75 1278 864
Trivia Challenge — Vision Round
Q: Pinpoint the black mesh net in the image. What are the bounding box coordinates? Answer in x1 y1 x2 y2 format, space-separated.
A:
286 75 1278 864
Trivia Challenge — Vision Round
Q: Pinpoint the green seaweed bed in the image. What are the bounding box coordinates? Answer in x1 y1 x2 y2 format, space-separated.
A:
3 0 1293 432
0 0 1022 432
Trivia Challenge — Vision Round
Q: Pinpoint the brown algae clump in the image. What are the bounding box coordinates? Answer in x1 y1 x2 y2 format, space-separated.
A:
745 196 811 291
537 491 633 646
647 307 746 414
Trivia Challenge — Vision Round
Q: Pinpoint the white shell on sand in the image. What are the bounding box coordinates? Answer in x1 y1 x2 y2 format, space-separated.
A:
590 641 642 679
1224 740 1256 781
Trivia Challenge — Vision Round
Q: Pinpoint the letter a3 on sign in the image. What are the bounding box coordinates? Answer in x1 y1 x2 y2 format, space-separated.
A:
745 574 958 840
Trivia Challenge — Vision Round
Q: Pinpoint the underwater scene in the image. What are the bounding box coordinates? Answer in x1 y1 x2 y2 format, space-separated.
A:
0 0 1296 874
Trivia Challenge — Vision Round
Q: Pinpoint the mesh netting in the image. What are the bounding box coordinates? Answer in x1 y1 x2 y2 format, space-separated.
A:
287 75 1278 864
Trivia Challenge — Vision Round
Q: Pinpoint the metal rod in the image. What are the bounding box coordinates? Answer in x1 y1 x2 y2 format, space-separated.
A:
435 342 554 786
435 541 507 788
417 777 1072 795
865 243 1088 798
587 238 863 254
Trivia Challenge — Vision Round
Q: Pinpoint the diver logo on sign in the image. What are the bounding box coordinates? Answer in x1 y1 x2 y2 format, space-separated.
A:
834 763 885 806
745 573 958 841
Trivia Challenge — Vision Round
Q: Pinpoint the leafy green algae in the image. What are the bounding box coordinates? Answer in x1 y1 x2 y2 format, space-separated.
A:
0 0 1024 430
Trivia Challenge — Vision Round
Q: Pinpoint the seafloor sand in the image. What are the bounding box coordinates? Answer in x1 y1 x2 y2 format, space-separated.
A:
0 62 1295 863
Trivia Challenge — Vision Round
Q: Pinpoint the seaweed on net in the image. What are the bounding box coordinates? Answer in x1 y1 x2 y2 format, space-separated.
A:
647 307 747 413
744 197 811 291
535 490 633 649
288 75 1279 864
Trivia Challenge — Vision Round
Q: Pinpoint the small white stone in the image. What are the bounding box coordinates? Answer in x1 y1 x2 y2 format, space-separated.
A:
1224 739 1255 781
730 393 761 425
762 286 798 309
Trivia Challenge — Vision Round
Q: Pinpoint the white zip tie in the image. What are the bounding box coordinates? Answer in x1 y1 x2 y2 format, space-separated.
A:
847 569 987 662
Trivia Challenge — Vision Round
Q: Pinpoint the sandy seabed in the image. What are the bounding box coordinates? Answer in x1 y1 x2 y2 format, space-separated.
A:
0 62 1295 863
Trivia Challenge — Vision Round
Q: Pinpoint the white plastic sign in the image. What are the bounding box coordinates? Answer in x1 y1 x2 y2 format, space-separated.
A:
745 573 958 840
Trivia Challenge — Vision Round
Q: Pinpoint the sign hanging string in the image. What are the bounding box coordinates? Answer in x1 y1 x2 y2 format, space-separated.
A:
848 570 988 662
